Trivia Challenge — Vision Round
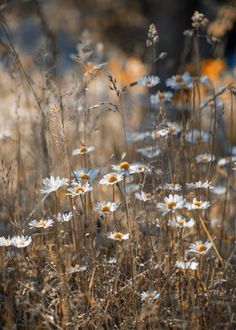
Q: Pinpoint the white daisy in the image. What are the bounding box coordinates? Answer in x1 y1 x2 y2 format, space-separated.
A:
66 182 92 197
211 186 226 195
137 75 160 88
0 236 12 247
140 290 160 302
135 191 152 202
168 215 195 228
126 131 151 143
185 129 209 144
166 121 182 135
99 172 124 185
107 232 129 241
158 183 182 191
137 146 161 158
57 211 73 222
186 180 214 190
112 161 146 175
187 241 212 255
157 194 185 215
29 218 54 229
73 168 99 183
11 235 32 248
150 91 173 105
175 260 199 270
151 128 169 139
40 176 68 195
72 145 95 156
94 202 119 215
185 198 210 210
166 72 193 90
196 153 215 163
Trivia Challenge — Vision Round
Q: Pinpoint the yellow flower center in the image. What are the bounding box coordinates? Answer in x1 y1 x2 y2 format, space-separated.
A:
108 175 118 183
145 193 151 199
178 219 185 225
80 173 89 180
196 244 207 252
193 200 202 207
79 146 87 153
101 205 111 213
18 241 26 247
112 232 124 239
37 219 47 227
196 135 203 142
167 200 177 209
75 186 85 194
158 92 165 100
175 75 183 83
119 161 130 170
202 156 210 161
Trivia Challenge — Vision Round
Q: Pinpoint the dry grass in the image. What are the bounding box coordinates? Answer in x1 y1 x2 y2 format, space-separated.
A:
0 4 236 330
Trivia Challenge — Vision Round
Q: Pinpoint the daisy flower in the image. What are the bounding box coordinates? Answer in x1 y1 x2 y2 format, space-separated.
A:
0 236 12 247
137 75 160 88
196 153 216 163
166 121 183 135
73 168 98 183
57 211 73 222
29 218 54 229
186 180 214 190
137 146 161 158
157 194 185 215
67 182 92 197
185 198 210 210
126 131 151 143
107 232 129 241
158 183 182 191
168 215 195 228
166 72 193 90
175 260 199 270
150 91 173 105
11 235 32 248
40 176 68 196
185 129 209 144
94 202 119 215
211 186 227 195
135 191 152 202
111 161 146 175
151 128 169 139
140 290 160 302
72 145 95 156
187 241 212 255
99 172 124 185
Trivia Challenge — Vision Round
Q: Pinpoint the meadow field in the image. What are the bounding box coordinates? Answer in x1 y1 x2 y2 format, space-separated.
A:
0 2 236 329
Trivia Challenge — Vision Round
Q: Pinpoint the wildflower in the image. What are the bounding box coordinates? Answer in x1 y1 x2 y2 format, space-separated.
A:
99 172 124 185
166 72 193 90
72 145 95 156
217 156 236 167
108 232 129 241
137 75 160 88
57 211 73 222
185 129 209 144
40 176 68 195
73 168 98 183
141 290 160 302
68 265 87 274
185 198 210 210
157 194 185 215
150 91 173 105
135 191 152 202
186 180 214 190
94 202 119 215
196 153 215 163
151 128 169 139
67 182 92 197
166 121 182 135
211 186 226 195
112 161 146 175
29 218 54 229
158 183 182 191
126 131 151 143
168 215 195 228
0 236 12 247
11 235 32 248
137 146 161 158
187 241 212 255
175 260 199 270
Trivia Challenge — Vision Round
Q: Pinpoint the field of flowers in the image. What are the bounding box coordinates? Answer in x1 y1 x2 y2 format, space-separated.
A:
0 4 236 329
